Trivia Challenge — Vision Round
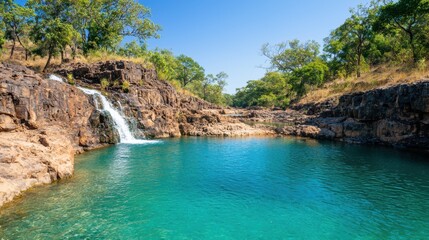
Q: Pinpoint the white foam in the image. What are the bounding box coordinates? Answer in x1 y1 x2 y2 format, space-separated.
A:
49 74 64 82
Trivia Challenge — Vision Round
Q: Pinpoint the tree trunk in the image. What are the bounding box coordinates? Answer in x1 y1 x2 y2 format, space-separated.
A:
72 44 77 60
61 50 64 64
9 38 16 59
357 54 361 78
43 51 52 72
16 34 29 61
409 32 417 63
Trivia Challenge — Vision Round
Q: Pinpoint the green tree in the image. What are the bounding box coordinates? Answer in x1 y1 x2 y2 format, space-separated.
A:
0 5 5 51
376 0 429 63
233 72 292 108
324 2 379 77
201 72 227 101
290 59 329 97
83 0 160 53
149 50 178 81
175 55 205 87
0 0 34 59
117 41 147 57
27 0 76 71
262 39 320 72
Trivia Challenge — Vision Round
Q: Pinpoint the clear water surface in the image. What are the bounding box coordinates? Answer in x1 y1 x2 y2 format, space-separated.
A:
1 137 428 239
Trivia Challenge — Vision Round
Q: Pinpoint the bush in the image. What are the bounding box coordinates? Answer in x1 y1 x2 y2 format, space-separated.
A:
101 78 109 90
122 80 130 92
417 58 427 72
67 73 75 85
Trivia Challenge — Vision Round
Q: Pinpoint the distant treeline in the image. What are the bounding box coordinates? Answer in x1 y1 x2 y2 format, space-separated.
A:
0 0 231 105
233 0 429 108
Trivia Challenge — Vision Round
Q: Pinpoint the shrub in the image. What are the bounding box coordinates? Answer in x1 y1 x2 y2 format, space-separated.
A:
417 58 427 72
101 78 109 90
122 80 130 92
67 73 75 85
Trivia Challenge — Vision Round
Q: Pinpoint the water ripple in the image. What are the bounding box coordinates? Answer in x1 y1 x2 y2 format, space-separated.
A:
1 138 429 239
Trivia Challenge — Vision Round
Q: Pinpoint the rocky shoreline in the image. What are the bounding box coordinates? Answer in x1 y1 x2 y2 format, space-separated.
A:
1 60 429 207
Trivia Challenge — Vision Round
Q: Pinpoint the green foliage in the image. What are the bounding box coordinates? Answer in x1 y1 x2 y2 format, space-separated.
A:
100 78 109 90
176 55 205 87
26 0 75 71
290 59 329 97
149 50 178 81
0 0 34 58
417 58 427 71
233 72 292 108
375 0 429 63
324 2 380 78
0 28 5 51
67 73 75 85
122 80 130 92
189 72 229 105
82 0 160 53
117 41 147 58
262 39 320 72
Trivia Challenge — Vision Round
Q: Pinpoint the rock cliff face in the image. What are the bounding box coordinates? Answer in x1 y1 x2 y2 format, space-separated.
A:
286 81 429 150
0 62 119 207
56 61 270 138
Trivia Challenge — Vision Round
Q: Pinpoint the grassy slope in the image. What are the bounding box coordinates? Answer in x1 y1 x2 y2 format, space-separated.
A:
298 64 429 105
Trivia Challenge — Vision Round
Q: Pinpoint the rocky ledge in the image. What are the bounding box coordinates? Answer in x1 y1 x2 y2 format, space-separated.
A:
280 81 429 150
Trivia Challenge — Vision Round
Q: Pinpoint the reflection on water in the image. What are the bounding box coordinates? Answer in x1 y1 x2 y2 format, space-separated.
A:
0 138 428 239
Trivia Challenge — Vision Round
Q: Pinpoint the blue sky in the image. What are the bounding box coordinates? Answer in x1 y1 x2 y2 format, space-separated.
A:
142 0 369 93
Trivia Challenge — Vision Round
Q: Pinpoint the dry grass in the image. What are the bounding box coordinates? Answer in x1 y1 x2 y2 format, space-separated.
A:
82 51 154 69
299 64 429 104
0 42 154 72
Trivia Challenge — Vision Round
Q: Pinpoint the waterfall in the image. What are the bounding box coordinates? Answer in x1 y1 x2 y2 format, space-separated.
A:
77 87 156 144
47 74 157 144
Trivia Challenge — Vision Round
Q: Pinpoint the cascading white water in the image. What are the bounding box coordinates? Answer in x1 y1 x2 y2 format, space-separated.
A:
47 74 157 144
77 87 157 144
49 74 64 82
